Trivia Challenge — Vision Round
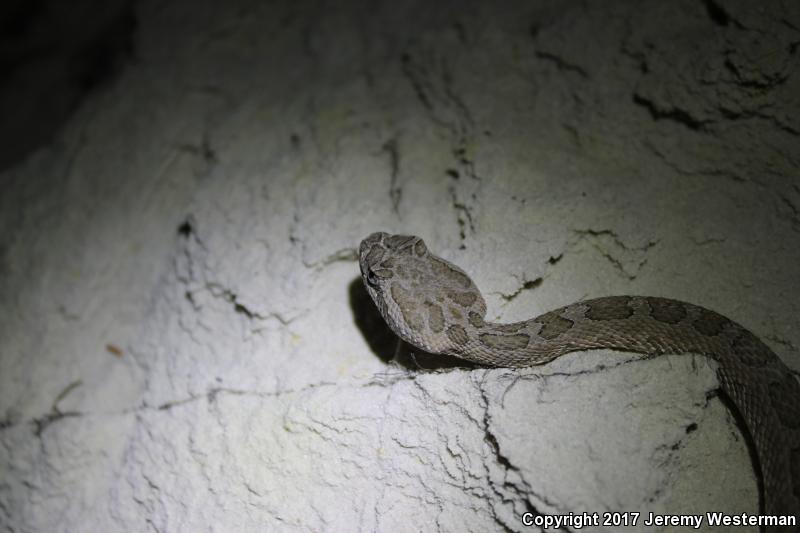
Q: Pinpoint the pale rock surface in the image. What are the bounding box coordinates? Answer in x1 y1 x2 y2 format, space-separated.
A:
1 1 798 532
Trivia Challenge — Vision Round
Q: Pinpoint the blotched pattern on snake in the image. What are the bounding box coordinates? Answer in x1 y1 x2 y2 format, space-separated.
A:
359 232 800 529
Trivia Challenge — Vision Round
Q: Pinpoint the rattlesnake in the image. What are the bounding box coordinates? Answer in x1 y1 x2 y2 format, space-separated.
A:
358 232 800 529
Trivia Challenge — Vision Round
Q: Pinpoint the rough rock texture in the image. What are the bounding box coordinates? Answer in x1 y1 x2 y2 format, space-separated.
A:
1 1 798 532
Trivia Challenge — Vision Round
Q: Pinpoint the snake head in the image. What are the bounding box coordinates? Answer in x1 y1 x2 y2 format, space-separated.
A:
357 232 432 341
358 232 487 355
358 232 422 290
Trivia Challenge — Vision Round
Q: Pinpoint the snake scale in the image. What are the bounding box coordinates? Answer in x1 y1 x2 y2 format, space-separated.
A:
359 232 800 529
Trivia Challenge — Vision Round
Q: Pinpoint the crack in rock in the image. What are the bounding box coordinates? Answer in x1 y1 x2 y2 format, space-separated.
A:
381 138 402 214
534 51 589 79
632 93 709 131
206 282 268 321
400 49 474 144
571 229 659 280
500 278 543 303
476 378 568 533
301 248 359 270
32 410 82 438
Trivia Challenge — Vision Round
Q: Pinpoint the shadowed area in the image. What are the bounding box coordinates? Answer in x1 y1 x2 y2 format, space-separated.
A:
0 0 135 172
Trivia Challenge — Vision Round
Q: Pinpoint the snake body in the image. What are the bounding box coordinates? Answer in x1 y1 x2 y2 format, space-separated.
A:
359 232 800 528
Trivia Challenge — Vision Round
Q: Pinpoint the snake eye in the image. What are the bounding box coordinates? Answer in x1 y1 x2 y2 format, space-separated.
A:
366 269 380 288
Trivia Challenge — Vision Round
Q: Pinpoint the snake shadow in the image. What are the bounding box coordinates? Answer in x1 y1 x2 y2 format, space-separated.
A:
349 277 475 371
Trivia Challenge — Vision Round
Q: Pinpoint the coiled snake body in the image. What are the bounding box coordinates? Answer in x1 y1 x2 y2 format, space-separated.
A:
359 232 800 529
